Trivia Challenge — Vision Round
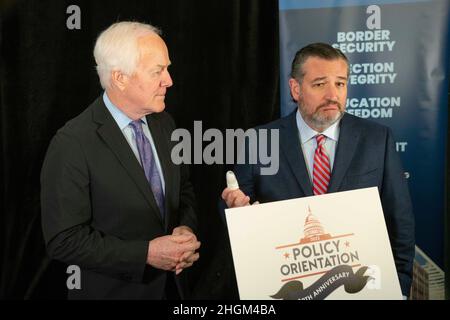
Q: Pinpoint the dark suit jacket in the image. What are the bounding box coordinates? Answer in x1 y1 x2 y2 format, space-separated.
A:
41 96 197 299
232 111 415 296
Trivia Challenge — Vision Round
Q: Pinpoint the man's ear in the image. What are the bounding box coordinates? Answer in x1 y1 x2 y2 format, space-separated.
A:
288 78 301 102
110 70 129 91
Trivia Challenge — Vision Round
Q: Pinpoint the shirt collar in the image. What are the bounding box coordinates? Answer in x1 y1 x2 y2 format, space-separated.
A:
103 91 148 130
295 109 340 143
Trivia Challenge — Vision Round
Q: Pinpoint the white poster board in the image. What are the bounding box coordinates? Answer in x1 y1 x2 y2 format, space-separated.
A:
225 187 402 300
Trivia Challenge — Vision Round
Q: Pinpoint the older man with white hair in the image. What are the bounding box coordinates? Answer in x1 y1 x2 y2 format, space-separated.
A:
41 21 200 300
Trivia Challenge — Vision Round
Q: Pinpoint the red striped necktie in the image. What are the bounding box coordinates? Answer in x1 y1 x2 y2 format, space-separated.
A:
313 134 331 195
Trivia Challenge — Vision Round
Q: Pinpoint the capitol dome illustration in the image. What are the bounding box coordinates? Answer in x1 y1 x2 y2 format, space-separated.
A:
300 206 331 244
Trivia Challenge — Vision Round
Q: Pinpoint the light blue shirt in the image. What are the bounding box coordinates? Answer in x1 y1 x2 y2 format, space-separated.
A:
295 109 340 184
103 92 165 194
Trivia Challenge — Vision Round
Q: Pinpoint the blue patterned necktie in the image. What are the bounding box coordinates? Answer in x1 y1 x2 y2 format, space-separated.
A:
129 119 165 217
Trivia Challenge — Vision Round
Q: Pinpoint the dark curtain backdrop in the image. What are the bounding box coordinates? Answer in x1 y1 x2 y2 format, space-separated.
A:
0 0 279 299
1 0 449 300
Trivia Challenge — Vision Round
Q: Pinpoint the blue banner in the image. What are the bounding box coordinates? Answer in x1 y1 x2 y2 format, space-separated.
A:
279 0 449 296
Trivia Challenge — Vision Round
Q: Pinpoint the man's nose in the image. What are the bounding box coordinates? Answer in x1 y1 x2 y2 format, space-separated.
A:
324 84 339 100
162 70 173 87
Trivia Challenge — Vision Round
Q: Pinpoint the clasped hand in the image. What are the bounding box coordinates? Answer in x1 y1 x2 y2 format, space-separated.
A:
147 226 200 274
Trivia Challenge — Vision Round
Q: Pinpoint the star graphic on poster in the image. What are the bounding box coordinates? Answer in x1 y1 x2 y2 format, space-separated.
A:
283 252 290 259
344 241 351 247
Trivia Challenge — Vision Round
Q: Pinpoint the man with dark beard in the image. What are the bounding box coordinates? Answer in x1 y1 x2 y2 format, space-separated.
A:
221 43 414 298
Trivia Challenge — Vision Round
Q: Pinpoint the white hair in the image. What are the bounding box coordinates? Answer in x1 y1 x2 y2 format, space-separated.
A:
93 21 161 89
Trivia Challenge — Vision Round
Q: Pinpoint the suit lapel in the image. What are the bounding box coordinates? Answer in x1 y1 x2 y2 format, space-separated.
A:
146 113 174 230
280 112 313 196
328 114 359 193
92 99 164 225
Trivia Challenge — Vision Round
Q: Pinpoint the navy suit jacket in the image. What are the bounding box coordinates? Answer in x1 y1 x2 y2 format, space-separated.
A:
41 96 197 299
232 111 415 296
